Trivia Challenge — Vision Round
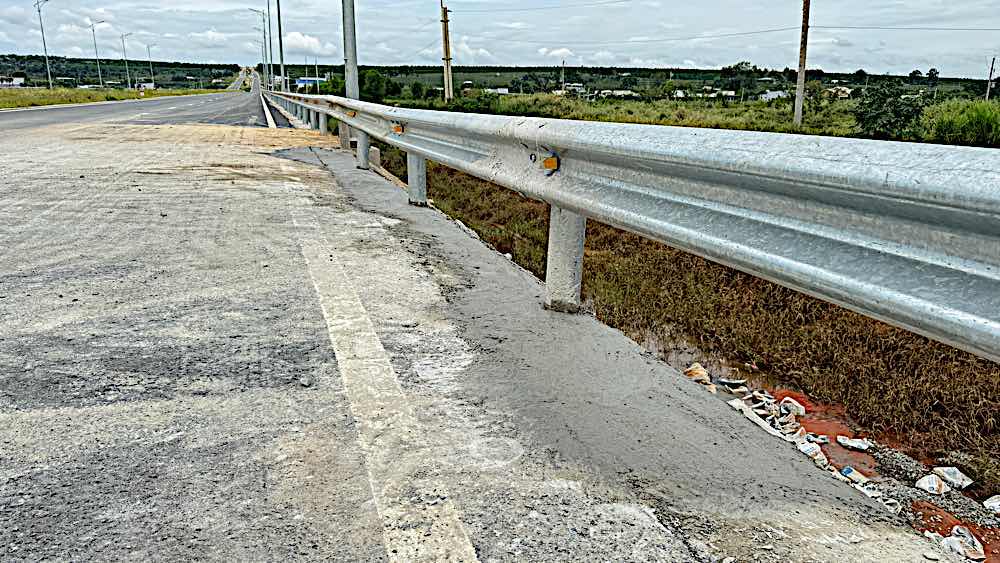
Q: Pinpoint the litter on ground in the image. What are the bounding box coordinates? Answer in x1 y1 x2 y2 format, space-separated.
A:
939 526 986 561
915 474 952 495
836 436 872 451
932 467 974 491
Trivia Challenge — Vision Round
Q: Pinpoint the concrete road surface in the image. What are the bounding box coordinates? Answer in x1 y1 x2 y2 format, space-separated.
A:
0 98 951 561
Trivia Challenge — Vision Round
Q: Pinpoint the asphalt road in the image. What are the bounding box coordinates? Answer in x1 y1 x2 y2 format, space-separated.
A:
0 78 267 133
0 89 956 561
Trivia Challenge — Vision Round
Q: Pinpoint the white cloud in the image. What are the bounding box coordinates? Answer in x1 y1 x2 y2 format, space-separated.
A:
538 47 574 59
497 22 531 30
283 31 338 57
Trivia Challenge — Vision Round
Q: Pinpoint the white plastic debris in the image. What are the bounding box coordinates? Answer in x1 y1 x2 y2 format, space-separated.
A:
779 396 806 416
940 526 986 561
835 435 872 451
932 467 974 491
915 474 952 495
727 399 796 443
984 495 1000 514
881 498 902 514
797 441 829 468
840 466 870 485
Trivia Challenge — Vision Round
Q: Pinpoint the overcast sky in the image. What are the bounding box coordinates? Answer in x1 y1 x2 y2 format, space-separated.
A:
1 0 998 77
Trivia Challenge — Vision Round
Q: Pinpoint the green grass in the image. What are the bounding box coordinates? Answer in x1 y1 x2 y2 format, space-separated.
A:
394 93 857 137
0 88 222 110
919 99 1000 147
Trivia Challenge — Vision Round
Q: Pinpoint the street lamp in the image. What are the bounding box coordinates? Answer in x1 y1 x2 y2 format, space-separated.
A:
33 0 53 89
248 8 268 88
120 32 133 89
146 44 156 89
266 0 275 91
88 20 106 88
276 0 286 91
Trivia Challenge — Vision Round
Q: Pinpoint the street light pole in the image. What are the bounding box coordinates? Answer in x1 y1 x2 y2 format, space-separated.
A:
276 0 286 91
249 9 267 88
146 44 156 89
89 20 106 88
266 0 275 91
34 0 53 89
121 32 133 89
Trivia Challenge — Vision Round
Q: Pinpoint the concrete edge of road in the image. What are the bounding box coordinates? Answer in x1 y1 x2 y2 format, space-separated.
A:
260 93 277 129
0 91 233 114
268 99 311 130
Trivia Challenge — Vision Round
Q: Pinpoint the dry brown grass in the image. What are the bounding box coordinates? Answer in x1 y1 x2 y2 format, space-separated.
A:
378 142 1000 498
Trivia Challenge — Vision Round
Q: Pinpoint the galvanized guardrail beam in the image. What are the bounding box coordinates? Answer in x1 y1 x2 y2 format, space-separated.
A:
267 92 1000 364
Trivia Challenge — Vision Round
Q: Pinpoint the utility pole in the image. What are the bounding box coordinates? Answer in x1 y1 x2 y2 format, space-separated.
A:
561 60 566 91
146 44 156 89
266 0 275 90
34 0 53 89
342 0 369 169
440 1 454 101
89 20 105 88
121 32 133 90
276 0 286 91
315 57 320 94
987 57 996 101
793 0 810 126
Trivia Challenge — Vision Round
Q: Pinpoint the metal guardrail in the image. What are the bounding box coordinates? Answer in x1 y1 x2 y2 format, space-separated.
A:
267 91 1000 363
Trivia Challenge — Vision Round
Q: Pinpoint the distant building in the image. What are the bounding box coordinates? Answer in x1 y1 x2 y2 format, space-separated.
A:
824 86 853 99
0 76 25 88
295 77 325 89
484 87 510 95
564 82 586 94
759 77 776 83
759 89 790 101
598 89 638 98
673 90 686 99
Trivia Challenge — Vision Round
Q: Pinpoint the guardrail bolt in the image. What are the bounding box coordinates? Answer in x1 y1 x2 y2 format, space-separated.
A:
407 153 428 207
545 205 586 313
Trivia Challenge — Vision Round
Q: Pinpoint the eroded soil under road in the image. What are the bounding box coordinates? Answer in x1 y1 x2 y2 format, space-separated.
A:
0 122 960 561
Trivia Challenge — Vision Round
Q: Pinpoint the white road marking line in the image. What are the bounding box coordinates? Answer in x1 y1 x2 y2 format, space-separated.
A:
298 231 480 563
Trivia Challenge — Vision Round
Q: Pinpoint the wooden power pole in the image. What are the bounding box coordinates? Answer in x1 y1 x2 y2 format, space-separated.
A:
793 0 811 126
987 57 996 101
440 1 454 102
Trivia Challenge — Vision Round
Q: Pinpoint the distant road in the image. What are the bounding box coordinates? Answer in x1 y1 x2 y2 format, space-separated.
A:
0 75 267 132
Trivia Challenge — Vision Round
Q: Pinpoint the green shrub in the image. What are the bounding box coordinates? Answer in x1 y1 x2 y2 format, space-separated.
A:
852 81 925 139
919 99 1000 148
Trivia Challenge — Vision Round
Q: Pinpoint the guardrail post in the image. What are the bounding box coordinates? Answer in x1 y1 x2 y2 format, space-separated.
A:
545 205 586 312
319 113 329 135
406 153 427 206
338 122 351 150
311 109 320 131
356 130 370 170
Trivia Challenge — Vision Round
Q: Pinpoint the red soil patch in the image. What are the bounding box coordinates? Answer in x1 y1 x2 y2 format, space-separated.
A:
912 501 1000 562
771 388 880 477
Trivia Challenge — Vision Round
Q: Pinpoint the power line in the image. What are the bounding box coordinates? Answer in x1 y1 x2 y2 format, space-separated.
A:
452 0 630 13
814 25 1000 32
488 26 799 46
